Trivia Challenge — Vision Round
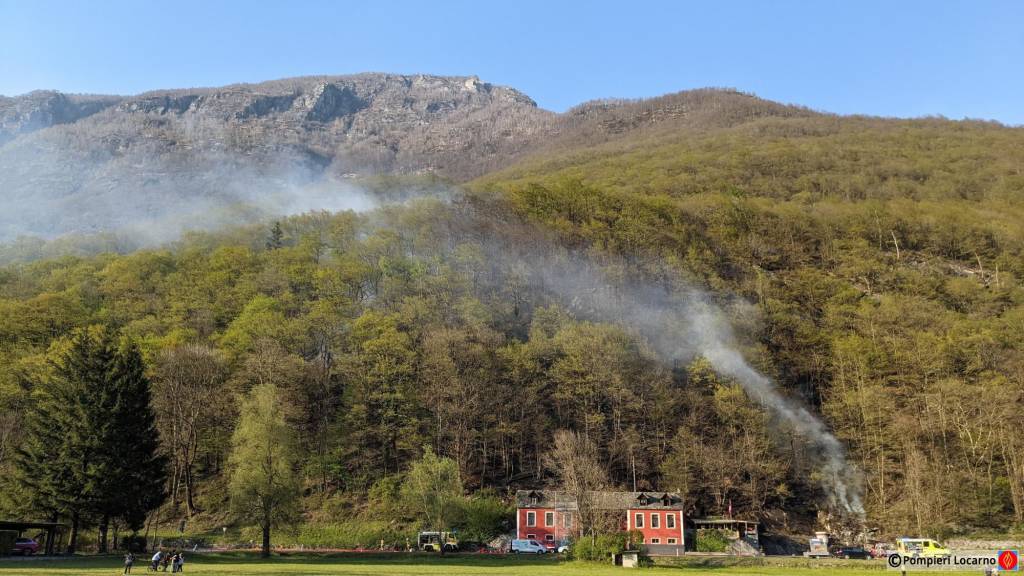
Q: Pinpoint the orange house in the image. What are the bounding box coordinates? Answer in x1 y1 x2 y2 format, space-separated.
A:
515 490 686 555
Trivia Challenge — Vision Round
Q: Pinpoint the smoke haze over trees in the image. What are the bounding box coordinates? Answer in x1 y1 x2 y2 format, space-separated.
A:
1 75 1023 544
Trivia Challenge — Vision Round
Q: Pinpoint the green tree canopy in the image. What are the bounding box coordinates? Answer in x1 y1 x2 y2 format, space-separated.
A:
229 382 300 558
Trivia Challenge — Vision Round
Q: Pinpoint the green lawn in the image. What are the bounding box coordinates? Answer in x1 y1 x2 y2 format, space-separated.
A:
0 552 974 575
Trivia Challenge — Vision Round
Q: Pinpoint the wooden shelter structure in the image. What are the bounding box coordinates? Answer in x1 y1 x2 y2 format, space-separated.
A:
0 520 67 555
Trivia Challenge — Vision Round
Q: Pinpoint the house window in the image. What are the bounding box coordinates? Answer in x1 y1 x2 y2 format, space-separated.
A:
651 513 660 529
667 538 677 545
545 534 554 541
545 512 554 527
527 534 536 539
634 513 644 529
526 511 536 527
666 513 676 529
563 512 573 528
651 538 661 544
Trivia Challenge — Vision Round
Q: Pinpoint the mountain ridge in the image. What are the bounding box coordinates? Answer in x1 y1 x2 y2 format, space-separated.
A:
2 72 1010 244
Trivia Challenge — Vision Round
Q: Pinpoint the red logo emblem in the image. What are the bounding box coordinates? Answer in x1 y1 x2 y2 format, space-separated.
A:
999 550 1019 571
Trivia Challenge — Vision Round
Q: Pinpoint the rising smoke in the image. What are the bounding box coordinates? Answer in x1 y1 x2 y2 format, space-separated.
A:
0 142 379 245
0 129 864 513
446 198 866 515
544 260 864 514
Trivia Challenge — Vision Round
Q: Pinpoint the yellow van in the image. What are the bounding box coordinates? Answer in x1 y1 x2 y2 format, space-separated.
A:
895 538 951 558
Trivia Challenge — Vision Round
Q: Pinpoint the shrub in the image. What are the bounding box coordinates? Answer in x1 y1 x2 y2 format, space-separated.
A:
453 490 513 542
367 475 403 520
696 528 732 552
571 530 643 561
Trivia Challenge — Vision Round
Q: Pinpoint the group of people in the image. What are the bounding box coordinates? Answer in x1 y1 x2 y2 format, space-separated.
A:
130 549 185 573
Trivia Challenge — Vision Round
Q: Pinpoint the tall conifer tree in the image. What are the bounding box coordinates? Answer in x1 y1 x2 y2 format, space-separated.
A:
17 329 166 553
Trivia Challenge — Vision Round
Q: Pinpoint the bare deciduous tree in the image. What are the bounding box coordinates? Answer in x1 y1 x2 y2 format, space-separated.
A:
544 430 608 542
155 344 226 516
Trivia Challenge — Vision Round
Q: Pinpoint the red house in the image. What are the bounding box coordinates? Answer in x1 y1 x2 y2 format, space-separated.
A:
515 490 686 555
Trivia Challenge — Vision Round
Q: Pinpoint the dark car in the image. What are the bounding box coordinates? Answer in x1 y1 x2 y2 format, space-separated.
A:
13 538 39 556
833 546 870 559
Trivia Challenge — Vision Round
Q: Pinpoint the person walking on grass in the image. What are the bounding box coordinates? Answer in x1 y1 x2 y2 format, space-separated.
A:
123 551 135 574
149 550 163 571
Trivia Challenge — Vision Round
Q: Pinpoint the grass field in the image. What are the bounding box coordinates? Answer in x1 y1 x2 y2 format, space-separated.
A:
0 552 985 576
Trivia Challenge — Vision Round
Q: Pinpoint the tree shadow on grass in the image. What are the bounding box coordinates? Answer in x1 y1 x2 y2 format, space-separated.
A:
199 551 562 567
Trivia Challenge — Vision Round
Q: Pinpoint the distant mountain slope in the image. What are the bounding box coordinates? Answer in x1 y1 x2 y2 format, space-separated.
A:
475 107 1022 204
0 73 979 243
0 74 554 240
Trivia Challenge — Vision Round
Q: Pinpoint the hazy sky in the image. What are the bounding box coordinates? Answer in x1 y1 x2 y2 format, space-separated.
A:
2 0 1021 124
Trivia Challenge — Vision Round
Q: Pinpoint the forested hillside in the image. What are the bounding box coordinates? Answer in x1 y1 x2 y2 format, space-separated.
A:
473 114 1024 533
1 88 1023 547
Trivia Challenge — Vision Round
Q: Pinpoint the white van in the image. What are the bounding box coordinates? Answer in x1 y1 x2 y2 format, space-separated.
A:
511 539 548 554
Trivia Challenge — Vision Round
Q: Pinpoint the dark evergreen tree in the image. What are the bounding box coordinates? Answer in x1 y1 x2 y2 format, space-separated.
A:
17 330 110 552
90 335 168 551
266 221 284 250
16 329 167 553
109 339 168 533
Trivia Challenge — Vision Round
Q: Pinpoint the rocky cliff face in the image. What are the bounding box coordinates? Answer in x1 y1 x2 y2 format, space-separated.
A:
0 74 557 239
0 74 813 240
0 90 121 145
79 73 552 177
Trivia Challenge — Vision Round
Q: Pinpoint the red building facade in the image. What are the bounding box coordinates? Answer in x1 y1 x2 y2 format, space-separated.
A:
515 490 686 554
515 506 574 545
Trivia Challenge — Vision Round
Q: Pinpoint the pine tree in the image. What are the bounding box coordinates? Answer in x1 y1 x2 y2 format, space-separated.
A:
17 329 167 553
18 330 110 552
266 221 284 250
101 339 167 541
115 341 168 530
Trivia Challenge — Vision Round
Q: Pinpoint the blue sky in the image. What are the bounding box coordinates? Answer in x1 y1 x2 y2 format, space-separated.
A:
2 0 1022 124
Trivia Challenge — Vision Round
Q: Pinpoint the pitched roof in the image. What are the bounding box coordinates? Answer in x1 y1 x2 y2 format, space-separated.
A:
691 517 760 526
515 490 684 510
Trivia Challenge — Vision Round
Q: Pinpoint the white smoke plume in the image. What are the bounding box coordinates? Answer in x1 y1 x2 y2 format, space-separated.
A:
0 139 866 513
451 204 865 514
539 258 863 514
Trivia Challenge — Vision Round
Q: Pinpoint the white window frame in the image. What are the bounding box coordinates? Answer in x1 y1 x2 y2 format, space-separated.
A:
545 511 554 527
526 533 536 539
563 512 572 528
667 538 677 545
666 513 676 529
545 534 554 541
651 538 660 544
651 513 660 529
634 513 644 529
526 511 536 527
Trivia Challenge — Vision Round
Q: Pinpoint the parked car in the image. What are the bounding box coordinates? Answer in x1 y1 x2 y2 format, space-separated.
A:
511 539 548 554
541 539 570 553
832 546 870 559
13 538 39 556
